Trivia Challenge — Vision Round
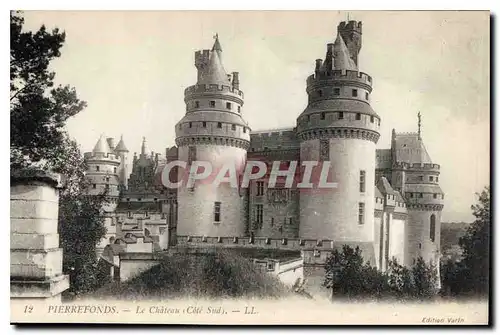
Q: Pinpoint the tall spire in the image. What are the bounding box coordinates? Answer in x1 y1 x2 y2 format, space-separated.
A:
212 33 222 53
418 112 422 140
92 134 112 154
141 136 147 155
115 134 128 152
333 32 357 71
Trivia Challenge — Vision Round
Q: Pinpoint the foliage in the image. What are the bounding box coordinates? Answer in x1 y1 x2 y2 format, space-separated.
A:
324 245 438 301
441 187 490 297
93 251 289 300
10 11 106 296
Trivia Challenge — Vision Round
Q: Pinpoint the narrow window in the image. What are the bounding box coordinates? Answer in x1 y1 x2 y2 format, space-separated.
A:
217 122 222 128
433 193 438 199
145 211 148 218
138 198 142 201
418 243 422 249
92 184 96 189
210 101 215 108
256 181 264 196
321 112 325 120
189 122 192 128
436 177 439 182
359 170 366 193
114 167 117 173
271 217 274 226
430 214 436 242
429 176 434 181
256 204 263 225
243 127 246 133
214 202 221 222
202 121 207 128
338 112 344 120
237 106 241 113
358 202 365 224
195 101 200 108
334 88 340 95
318 90 323 97
96 166 100 172
409 192 413 198
127 211 131 218
352 89 358 97
418 175 424 181
231 124 236 131
306 115 310 122
226 102 232 109
356 113 361 120
419 193 423 198
365 92 369 100
289 218 293 225
370 116 374 123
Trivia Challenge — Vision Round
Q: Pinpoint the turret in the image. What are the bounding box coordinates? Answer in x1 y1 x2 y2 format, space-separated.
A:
114 135 129 190
337 20 362 66
175 34 250 239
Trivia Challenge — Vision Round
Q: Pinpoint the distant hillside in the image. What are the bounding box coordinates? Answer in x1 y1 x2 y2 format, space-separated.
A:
440 222 470 261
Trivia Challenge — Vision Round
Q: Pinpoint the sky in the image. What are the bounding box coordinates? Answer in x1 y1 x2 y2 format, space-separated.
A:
21 10 490 223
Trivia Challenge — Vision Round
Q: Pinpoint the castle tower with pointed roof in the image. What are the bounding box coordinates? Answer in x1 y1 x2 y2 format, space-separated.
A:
175 34 250 237
297 21 381 260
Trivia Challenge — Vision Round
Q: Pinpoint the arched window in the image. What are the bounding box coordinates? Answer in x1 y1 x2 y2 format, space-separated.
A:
430 214 436 242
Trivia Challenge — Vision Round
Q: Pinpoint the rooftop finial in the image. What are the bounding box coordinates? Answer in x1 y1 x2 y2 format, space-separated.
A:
212 33 222 53
417 112 422 140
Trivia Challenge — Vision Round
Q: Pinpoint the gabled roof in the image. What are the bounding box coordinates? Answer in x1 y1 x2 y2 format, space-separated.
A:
377 177 397 195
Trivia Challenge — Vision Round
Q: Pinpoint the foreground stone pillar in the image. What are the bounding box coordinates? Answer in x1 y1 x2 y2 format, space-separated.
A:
10 169 69 303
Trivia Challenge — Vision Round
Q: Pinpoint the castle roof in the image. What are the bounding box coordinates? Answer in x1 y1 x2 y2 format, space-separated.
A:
393 132 432 164
333 32 357 71
302 99 378 116
198 37 230 86
114 135 128 152
92 135 113 154
377 177 397 196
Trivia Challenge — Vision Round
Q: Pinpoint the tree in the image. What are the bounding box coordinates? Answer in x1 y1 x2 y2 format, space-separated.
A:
412 257 439 298
10 11 106 296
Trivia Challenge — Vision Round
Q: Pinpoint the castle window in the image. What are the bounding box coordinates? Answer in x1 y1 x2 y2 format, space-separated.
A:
96 166 100 172
127 198 130 201
105 177 110 182
195 101 200 108
238 106 241 113
114 167 117 173
321 112 325 120
231 124 236 131
217 122 222 128
436 177 439 182
256 181 264 196
334 88 340 95
370 116 374 123
352 89 358 97
429 176 434 181
419 176 424 181
338 112 344 120
145 211 148 218
127 211 131 218
359 170 366 193
318 90 323 97
214 201 221 222
356 113 361 120
256 204 263 226
289 218 293 225
202 121 207 128
92 184 96 189
267 261 275 271
358 202 365 225
419 193 423 198
189 122 192 128
433 193 438 199
138 198 142 201
306 115 310 122
271 217 274 226
243 127 247 133
419 243 422 249
210 101 215 108
430 214 436 242
226 102 232 109
365 92 369 100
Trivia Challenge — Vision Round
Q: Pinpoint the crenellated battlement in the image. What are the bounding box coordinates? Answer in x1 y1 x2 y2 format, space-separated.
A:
84 152 121 164
338 20 362 32
184 84 244 99
392 161 440 171
307 70 372 88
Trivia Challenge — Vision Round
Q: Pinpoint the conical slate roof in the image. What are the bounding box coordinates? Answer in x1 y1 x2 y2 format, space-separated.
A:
92 135 112 154
333 33 357 71
198 36 230 86
114 135 128 152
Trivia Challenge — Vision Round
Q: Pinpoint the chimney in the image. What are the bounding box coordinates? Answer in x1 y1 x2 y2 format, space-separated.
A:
232 72 240 90
107 138 115 150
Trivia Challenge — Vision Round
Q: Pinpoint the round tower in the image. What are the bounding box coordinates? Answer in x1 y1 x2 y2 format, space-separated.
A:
175 35 250 238
84 134 121 212
114 135 129 191
297 22 381 243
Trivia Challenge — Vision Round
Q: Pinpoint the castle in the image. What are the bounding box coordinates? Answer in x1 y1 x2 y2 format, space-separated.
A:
85 21 444 285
